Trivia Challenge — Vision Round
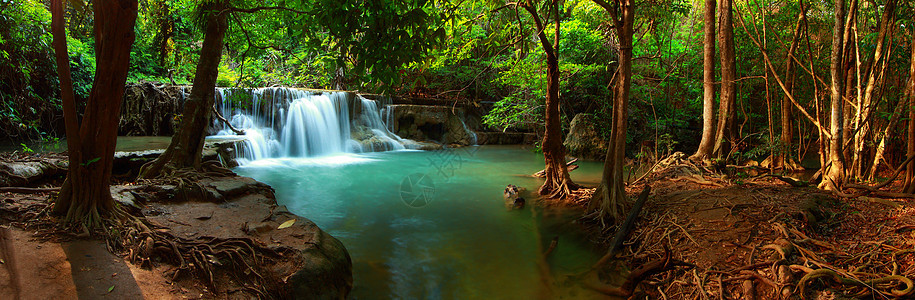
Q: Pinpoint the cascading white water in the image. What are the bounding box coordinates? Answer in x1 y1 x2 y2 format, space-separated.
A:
352 96 406 153
281 93 351 157
213 87 415 164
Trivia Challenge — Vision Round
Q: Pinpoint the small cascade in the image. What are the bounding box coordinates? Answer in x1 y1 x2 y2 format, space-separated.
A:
280 93 351 157
350 96 408 153
213 87 416 163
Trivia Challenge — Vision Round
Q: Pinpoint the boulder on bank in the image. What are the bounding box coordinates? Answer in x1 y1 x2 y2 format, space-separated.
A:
0 154 67 187
563 113 609 160
116 175 354 299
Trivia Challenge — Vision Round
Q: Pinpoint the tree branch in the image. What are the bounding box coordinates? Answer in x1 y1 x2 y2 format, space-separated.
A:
228 6 307 14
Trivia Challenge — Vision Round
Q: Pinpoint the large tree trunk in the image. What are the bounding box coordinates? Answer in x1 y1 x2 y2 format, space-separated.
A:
589 0 634 224
713 0 736 159
51 0 139 226
821 0 847 190
691 0 716 162
140 2 228 178
522 0 578 199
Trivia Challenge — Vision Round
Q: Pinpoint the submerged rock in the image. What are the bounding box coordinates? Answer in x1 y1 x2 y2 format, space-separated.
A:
563 113 610 160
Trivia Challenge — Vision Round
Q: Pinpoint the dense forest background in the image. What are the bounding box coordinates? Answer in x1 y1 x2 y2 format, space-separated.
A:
2 0 913 174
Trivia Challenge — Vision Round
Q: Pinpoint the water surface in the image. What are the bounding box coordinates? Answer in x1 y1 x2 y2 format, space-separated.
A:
234 145 608 299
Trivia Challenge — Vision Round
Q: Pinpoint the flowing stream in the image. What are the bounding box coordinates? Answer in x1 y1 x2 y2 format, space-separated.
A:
212 88 608 298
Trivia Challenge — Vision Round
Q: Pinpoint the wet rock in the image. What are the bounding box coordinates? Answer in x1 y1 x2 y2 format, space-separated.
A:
386 105 477 146
563 113 610 160
503 184 526 210
138 176 354 299
286 221 353 300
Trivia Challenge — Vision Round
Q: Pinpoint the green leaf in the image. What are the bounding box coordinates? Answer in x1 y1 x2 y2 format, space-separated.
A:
81 157 101 167
107 285 114 293
278 219 296 229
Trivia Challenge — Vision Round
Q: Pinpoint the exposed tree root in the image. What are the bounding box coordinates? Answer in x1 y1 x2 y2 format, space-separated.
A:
533 158 579 178
110 212 294 298
766 174 810 187
590 186 651 271
583 244 692 297
1 168 294 298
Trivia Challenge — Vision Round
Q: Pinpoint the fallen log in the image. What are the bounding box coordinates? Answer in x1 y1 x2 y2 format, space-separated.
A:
0 187 60 193
533 158 578 178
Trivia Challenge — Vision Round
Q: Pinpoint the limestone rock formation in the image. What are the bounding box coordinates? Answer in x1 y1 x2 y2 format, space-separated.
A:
563 113 609 160
386 105 477 146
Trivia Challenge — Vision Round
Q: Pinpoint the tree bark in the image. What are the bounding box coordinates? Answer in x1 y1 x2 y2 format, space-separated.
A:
713 0 736 159
140 1 228 178
589 0 634 223
821 0 847 191
51 0 139 225
692 0 716 162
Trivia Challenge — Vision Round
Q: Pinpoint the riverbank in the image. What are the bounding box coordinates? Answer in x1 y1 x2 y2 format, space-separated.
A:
0 151 353 299
570 156 915 298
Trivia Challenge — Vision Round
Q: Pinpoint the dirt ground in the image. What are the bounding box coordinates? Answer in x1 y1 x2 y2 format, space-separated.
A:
0 224 206 299
575 161 915 299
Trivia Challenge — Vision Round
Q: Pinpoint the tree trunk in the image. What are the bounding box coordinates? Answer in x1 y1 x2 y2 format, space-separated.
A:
713 0 736 160
152 0 174 73
821 0 847 190
140 2 228 178
589 0 634 224
691 0 716 162
521 1 578 199
903 27 915 193
51 0 139 226
776 9 805 170
854 0 895 180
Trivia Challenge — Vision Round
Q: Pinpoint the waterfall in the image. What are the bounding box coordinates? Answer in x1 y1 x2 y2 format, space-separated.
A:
213 87 415 163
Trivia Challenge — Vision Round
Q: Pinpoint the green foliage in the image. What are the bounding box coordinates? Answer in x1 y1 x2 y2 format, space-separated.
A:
0 0 60 141
66 36 95 100
216 55 240 87
482 96 542 131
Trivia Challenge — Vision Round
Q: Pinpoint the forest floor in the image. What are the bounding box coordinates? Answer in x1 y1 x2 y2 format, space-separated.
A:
570 154 915 299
